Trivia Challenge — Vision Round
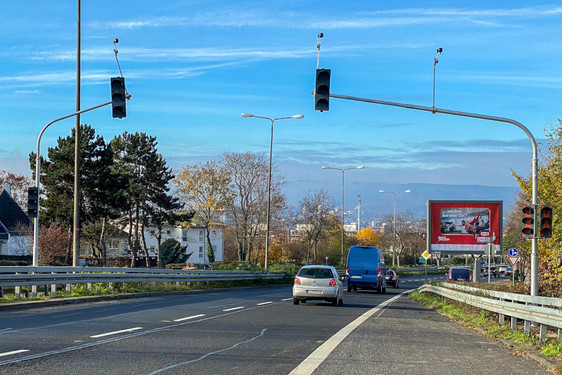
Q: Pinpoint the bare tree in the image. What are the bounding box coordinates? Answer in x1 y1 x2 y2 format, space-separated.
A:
0 170 32 209
295 189 336 264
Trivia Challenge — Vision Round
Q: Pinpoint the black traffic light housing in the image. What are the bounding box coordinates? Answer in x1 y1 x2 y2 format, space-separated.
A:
521 205 534 238
27 186 38 218
111 76 127 118
314 68 331 112
539 205 553 238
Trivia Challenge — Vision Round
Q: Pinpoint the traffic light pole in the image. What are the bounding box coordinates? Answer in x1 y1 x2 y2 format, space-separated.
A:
32 101 112 267
329 93 540 297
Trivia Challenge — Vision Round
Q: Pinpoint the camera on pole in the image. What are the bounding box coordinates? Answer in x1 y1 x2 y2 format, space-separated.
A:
27 187 38 218
521 205 534 238
111 77 127 119
314 68 331 112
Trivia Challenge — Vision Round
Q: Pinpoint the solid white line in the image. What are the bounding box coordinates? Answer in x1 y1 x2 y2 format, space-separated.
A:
257 301 273 306
90 327 143 338
174 314 205 322
281 298 292 301
289 289 414 375
223 306 244 312
0 350 29 357
0 328 13 334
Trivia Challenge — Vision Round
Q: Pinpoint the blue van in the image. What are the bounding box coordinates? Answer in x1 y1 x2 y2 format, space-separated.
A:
346 246 386 293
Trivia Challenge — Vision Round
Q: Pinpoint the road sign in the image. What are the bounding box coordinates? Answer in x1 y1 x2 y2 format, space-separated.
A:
508 248 518 257
507 256 520 267
422 250 430 260
418 257 426 263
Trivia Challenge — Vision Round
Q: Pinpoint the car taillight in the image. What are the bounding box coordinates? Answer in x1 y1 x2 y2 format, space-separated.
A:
329 279 336 286
377 268 381 279
294 277 301 285
346 267 349 277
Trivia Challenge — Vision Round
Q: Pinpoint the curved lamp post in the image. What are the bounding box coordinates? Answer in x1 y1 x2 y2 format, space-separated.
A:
322 165 364 264
241 113 303 270
379 189 411 267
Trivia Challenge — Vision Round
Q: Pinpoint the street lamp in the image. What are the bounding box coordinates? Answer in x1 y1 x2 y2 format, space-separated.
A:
322 165 364 265
241 113 303 271
379 189 411 267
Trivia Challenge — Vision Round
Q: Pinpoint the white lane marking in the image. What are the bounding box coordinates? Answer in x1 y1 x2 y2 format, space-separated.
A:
0 350 29 357
281 298 292 301
257 301 273 306
289 289 414 375
223 306 244 312
0 328 13 334
90 327 143 338
0 300 273 366
149 328 268 375
174 314 205 322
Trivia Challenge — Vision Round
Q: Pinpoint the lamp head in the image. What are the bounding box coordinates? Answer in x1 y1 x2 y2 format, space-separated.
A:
356 166 364 169
379 190 385 193
241 113 253 118
292 114 304 119
405 190 412 193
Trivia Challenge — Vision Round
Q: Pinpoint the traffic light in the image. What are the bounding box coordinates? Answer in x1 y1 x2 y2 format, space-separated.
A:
27 187 38 218
539 205 553 238
110 76 127 118
314 68 331 112
521 205 534 238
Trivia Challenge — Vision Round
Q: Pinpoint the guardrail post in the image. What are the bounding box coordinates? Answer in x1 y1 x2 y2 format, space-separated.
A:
558 329 561 341
31 285 38 298
50 282 57 298
498 313 505 325
87 283 92 291
510 317 517 330
523 320 531 335
539 324 547 342
66 283 71 294
109 282 114 291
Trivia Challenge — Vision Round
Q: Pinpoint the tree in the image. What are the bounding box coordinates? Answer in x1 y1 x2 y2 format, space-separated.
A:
174 161 231 264
0 171 32 208
111 132 177 267
160 238 189 265
220 152 286 264
356 227 380 246
295 189 336 264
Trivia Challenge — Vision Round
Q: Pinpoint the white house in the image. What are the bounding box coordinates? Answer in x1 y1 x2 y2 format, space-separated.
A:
144 224 224 263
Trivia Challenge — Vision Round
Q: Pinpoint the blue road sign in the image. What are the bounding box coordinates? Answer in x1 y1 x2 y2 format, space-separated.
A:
508 248 518 257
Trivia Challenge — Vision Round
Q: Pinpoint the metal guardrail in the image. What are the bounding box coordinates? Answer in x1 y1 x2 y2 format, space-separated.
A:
0 266 286 299
418 283 562 342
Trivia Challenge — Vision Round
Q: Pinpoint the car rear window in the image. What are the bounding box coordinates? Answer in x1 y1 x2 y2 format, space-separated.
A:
297 268 334 279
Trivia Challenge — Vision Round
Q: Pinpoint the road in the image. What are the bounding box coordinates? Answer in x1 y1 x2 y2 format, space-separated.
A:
0 273 546 375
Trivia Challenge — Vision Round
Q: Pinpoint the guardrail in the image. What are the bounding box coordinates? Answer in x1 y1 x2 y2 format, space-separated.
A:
418 282 562 342
0 266 286 299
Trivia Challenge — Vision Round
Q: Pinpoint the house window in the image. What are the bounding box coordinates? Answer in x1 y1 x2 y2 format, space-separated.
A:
199 230 204 242
198 246 204 259
166 230 171 235
182 230 188 242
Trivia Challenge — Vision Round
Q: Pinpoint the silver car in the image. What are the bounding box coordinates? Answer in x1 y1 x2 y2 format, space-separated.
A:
293 265 343 306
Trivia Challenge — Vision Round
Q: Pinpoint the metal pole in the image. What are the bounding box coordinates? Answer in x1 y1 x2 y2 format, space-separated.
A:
264 118 274 271
331 93 539 296
393 192 397 267
72 0 81 267
341 170 345 265
32 102 112 266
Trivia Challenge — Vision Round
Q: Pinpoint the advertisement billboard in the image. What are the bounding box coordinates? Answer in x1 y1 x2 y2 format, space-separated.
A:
427 200 502 254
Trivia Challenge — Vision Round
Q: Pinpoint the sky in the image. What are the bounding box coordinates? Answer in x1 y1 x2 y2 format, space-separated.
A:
0 1 561 222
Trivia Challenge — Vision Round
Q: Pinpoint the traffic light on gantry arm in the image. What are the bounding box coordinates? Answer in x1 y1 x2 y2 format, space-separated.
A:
27 187 38 218
314 68 331 112
521 205 534 238
111 76 127 118
539 205 553 238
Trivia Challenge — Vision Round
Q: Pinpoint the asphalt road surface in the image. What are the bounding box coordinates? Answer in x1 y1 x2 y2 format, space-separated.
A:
0 274 547 375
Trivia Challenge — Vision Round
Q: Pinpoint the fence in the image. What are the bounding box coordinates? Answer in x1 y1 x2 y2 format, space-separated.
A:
0 266 286 299
418 282 562 342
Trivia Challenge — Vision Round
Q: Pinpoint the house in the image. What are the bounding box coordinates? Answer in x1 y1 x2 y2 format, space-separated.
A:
144 224 224 264
0 184 32 256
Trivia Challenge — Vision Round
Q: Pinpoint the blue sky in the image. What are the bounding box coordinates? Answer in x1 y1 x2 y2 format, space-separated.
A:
0 1 561 219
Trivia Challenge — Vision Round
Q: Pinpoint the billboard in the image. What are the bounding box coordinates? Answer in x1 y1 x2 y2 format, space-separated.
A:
427 200 502 254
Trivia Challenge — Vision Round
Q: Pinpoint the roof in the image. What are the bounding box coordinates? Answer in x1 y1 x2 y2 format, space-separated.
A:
0 189 31 232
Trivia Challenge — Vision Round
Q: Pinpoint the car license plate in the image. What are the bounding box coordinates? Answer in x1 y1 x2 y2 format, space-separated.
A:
306 290 322 295
350 275 362 279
